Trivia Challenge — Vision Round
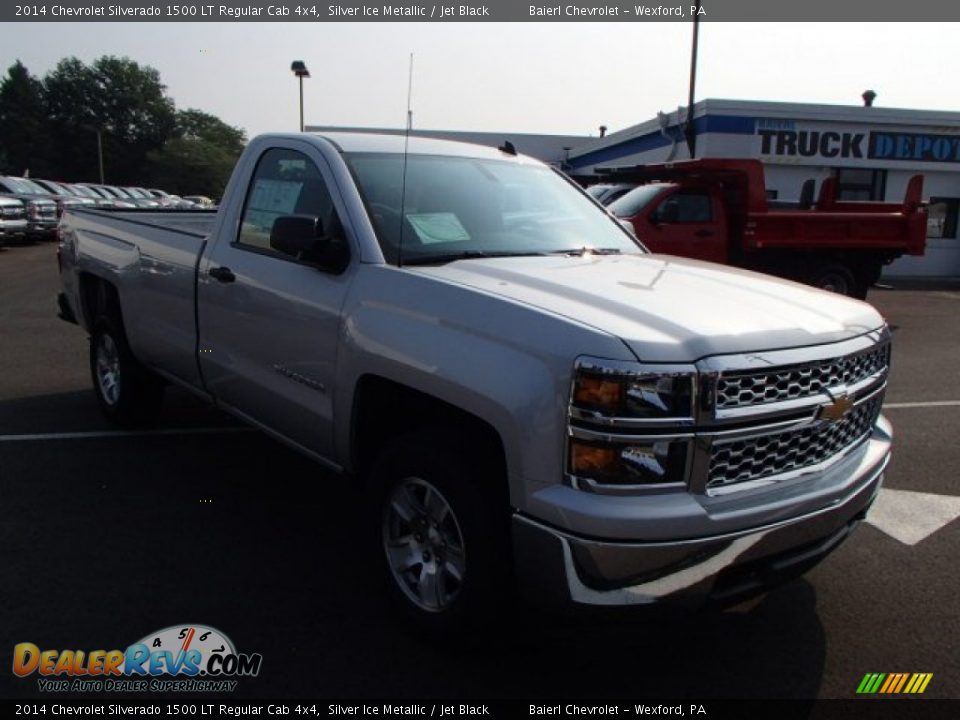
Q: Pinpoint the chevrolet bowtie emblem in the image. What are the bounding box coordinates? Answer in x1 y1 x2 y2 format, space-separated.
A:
820 387 853 422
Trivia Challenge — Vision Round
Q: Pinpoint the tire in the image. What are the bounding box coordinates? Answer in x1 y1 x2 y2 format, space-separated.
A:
370 430 512 635
808 263 861 299
89 316 165 426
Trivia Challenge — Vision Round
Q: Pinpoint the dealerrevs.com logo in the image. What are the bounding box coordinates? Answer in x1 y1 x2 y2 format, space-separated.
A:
13 624 262 693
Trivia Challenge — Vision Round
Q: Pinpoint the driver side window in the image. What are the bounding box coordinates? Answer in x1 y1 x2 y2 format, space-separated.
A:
653 190 713 224
237 148 339 256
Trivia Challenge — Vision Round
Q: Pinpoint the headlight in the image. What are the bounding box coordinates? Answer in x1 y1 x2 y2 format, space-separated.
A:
569 437 690 487
567 358 697 490
570 359 696 423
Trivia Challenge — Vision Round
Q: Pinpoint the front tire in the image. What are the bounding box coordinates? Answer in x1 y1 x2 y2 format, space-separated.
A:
370 431 512 634
89 317 165 426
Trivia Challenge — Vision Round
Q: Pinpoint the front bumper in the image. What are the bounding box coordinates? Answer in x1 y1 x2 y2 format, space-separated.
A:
0 220 28 241
57 292 78 325
512 419 889 608
27 219 57 237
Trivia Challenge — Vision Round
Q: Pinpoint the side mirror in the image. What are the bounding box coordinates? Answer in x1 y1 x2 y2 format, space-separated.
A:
270 215 328 257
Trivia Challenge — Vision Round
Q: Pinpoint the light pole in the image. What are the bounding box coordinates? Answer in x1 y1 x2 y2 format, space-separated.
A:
83 124 105 183
290 60 310 132
684 5 702 158
96 129 105 184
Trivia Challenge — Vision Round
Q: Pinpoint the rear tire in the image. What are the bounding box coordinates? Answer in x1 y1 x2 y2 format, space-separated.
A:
89 316 165 426
808 263 861 299
369 430 512 635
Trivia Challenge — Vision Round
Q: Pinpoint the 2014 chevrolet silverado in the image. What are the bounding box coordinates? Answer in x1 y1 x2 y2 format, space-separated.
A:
57 133 892 629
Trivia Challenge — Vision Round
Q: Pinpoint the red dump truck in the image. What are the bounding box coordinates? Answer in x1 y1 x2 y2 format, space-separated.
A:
601 159 927 298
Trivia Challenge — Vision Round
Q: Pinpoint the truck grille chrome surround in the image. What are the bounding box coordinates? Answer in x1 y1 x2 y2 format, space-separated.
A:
715 343 890 410
692 327 891 495
708 393 883 489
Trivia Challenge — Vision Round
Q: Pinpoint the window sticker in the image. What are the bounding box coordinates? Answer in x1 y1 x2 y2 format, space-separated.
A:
405 213 471 244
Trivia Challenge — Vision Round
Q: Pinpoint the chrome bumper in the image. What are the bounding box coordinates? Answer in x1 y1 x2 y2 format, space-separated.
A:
512 421 889 608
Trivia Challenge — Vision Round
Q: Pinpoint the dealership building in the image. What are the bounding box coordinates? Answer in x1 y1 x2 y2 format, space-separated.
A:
310 98 960 278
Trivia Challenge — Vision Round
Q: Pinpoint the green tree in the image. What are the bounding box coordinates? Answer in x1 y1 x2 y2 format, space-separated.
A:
175 109 245 154
0 61 52 176
145 109 246 198
44 56 176 183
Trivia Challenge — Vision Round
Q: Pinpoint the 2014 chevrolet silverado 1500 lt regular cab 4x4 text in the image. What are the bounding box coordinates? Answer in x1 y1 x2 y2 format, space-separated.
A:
57 133 892 630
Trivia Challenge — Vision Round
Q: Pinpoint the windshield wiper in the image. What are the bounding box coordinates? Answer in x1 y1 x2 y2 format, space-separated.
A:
401 250 550 266
549 247 623 257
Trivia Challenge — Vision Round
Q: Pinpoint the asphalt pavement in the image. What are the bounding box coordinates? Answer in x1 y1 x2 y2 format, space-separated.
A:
1 242 958 701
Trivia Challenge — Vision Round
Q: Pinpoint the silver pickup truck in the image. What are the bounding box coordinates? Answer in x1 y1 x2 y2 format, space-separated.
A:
58 132 892 629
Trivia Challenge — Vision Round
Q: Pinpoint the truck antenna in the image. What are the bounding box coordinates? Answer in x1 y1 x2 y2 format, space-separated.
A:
398 52 414 269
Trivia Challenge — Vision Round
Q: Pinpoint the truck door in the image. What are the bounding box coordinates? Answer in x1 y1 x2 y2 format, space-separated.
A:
197 143 353 461
644 188 728 264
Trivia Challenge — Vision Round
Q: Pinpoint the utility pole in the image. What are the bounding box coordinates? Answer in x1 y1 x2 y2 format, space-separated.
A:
684 6 701 158
97 130 105 184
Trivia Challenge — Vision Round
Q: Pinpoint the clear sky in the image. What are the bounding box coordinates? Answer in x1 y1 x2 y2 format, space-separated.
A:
0 22 955 141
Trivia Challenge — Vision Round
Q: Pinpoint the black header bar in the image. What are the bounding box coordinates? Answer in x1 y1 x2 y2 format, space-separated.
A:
4 0 959 22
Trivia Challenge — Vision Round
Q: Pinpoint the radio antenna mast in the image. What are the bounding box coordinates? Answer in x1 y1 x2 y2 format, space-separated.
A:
406 53 414 131
398 52 414 268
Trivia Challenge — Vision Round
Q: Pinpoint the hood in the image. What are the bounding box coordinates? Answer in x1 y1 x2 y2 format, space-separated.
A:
412 254 884 363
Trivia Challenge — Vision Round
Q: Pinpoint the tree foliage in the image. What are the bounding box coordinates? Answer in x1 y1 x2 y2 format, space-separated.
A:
0 61 51 176
0 56 245 195
145 109 246 198
44 56 176 183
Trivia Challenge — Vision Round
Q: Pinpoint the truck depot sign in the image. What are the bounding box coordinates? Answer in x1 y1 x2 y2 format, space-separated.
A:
757 120 960 163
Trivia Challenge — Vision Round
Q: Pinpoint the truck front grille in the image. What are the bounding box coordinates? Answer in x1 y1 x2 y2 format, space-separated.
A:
708 394 883 489
716 343 890 410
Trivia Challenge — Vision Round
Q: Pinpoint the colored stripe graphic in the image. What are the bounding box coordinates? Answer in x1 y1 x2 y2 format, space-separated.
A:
857 672 932 694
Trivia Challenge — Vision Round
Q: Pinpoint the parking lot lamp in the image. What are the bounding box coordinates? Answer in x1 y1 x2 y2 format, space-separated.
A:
290 61 310 132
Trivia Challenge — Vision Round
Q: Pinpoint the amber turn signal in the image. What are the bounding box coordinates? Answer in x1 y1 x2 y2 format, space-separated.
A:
573 377 623 411
570 441 620 476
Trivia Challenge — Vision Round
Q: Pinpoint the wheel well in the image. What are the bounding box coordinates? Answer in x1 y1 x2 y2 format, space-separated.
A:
351 375 508 487
78 273 123 330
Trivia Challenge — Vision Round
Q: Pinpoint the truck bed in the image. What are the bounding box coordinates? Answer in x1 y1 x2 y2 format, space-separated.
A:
744 210 926 254
62 207 218 387
74 208 218 238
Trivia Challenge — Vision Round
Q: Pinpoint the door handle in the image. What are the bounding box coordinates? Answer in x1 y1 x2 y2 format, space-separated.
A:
209 266 236 283
694 229 714 238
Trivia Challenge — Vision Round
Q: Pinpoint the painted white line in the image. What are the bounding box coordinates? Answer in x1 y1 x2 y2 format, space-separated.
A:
883 401 960 409
866 488 960 546
0 427 253 443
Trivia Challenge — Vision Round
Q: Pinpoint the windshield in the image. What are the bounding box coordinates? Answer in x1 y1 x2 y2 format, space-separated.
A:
35 180 70 196
16 178 52 195
3 176 38 194
607 184 671 218
344 153 643 265
586 185 612 199
71 185 97 198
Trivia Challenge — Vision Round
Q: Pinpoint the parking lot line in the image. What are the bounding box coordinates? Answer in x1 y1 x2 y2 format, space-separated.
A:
0 427 253 443
883 400 960 409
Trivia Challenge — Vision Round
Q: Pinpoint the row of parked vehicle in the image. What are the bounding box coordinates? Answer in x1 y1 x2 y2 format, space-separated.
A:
0 174 215 245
